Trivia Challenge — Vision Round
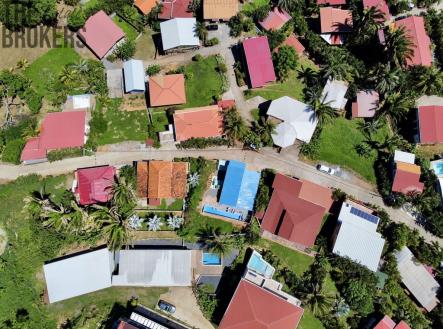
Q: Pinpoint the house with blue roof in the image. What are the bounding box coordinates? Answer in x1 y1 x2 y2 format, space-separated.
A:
123 59 146 94
219 160 260 211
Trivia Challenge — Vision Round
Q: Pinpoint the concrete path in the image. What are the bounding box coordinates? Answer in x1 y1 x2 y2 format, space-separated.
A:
0 147 441 245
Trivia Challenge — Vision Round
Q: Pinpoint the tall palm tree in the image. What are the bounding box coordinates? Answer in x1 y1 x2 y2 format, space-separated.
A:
412 65 443 96
111 176 137 215
376 91 412 128
307 91 338 127
352 7 384 43
371 63 402 94
59 66 79 87
253 117 276 146
194 21 208 44
223 107 247 145
277 0 299 12
92 205 133 251
299 282 334 316
197 225 234 256
15 58 29 71
384 26 414 68
321 51 356 82
297 66 319 88
358 118 383 140
147 215 163 231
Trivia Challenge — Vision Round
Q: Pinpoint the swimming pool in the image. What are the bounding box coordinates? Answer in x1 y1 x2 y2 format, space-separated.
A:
203 204 242 220
202 252 222 265
431 160 443 176
247 251 275 278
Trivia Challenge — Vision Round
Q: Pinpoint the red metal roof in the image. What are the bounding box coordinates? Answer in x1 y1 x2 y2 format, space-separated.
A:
418 105 443 144
319 7 353 33
217 99 236 109
261 174 332 248
243 36 276 88
219 279 304 329
158 0 193 19
77 11 125 59
395 321 412 329
351 90 379 118
392 168 424 194
277 34 305 54
76 166 116 205
363 0 390 21
373 316 412 329
259 7 291 31
317 0 347 5
21 111 86 162
173 105 224 141
395 16 432 67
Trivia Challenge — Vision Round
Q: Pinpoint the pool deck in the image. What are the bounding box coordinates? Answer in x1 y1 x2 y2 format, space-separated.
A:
192 250 224 277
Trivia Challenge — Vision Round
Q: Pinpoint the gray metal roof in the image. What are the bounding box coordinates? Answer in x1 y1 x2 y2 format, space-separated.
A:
321 78 348 110
395 247 440 311
112 249 192 286
123 59 146 92
160 18 200 51
43 248 113 303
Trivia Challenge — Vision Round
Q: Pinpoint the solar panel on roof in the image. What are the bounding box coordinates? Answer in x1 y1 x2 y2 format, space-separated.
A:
350 207 379 224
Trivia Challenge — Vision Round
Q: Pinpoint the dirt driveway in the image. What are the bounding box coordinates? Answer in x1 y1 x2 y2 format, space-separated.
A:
159 287 214 329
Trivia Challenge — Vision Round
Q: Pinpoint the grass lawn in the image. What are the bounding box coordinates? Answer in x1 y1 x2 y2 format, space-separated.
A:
113 16 139 41
244 57 318 101
183 56 224 108
81 0 99 10
135 28 157 60
95 99 149 145
150 110 170 133
242 0 270 15
314 117 390 183
25 47 80 99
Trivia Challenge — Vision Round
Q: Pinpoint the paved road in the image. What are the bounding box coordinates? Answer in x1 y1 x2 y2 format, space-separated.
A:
0 147 441 245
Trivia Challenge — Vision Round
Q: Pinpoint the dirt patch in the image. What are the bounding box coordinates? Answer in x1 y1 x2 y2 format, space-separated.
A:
122 94 147 111
0 228 7 256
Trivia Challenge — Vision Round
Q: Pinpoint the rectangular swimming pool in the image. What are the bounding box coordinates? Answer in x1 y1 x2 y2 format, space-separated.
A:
203 204 242 220
202 252 222 265
247 251 275 278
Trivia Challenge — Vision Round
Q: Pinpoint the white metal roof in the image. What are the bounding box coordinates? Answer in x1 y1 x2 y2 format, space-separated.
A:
43 248 113 303
160 18 200 51
332 202 385 272
123 59 146 92
72 94 92 109
112 249 192 286
394 150 415 164
267 96 317 145
321 78 348 110
395 247 440 311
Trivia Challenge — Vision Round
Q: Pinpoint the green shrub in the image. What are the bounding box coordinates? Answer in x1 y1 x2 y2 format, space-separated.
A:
47 147 83 162
67 8 86 31
1 139 25 164
205 37 219 46
113 40 136 61
146 64 161 76
193 54 204 62
177 137 229 149
23 89 42 114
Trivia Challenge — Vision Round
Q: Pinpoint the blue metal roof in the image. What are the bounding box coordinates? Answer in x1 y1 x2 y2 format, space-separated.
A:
123 59 146 93
219 160 260 211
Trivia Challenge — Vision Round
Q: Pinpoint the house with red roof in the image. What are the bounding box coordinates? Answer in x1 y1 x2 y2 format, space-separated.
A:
374 315 411 329
363 0 390 21
352 90 379 118
395 16 432 67
21 111 87 164
319 7 353 45
134 0 158 15
77 11 125 59
276 33 305 55
158 0 194 19
219 259 304 329
261 173 332 249
148 74 186 106
317 0 347 5
259 7 291 31
74 166 116 205
173 105 224 142
392 151 424 195
242 36 276 88
418 105 443 144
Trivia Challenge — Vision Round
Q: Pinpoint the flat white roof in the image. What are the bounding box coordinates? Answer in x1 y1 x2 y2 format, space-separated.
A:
394 150 415 164
321 78 348 110
112 249 192 286
43 248 113 303
160 18 200 51
332 202 385 272
123 59 146 92
395 247 440 311
72 94 92 109
267 96 317 145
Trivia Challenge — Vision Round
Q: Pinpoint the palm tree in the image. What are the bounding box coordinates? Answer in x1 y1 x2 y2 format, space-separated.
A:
299 282 334 316
307 91 338 127
71 59 89 74
376 91 413 128
194 21 208 44
92 205 133 251
15 58 29 71
111 176 137 214
358 118 383 140
147 215 163 231
167 215 184 229
297 66 319 88
59 66 79 87
412 65 443 95
253 117 276 146
321 51 356 82
197 225 234 256
188 172 200 188
352 7 384 43
384 26 414 68
278 0 299 12
128 214 143 230
371 64 402 94
223 107 247 145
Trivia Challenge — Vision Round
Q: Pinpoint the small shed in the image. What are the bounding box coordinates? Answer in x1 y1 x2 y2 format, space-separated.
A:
123 59 146 93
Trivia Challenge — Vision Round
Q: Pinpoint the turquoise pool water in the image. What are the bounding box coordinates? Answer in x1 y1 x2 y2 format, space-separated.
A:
203 204 242 220
202 252 221 265
432 161 443 176
247 252 275 277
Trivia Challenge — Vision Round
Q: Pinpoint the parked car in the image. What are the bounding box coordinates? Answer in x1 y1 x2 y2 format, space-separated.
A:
158 300 176 314
317 164 336 175
207 24 218 31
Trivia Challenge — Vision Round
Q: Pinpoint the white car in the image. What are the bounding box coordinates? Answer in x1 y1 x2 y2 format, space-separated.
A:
317 164 336 175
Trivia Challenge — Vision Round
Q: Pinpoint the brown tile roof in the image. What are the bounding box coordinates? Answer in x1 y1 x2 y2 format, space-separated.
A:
148 74 186 107
203 0 239 20
319 7 353 33
134 0 158 15
392 162 424 194
137 160 188 199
